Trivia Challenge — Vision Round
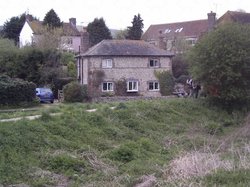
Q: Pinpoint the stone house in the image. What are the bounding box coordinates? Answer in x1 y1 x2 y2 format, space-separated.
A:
77 40 174 97
19 17 89 53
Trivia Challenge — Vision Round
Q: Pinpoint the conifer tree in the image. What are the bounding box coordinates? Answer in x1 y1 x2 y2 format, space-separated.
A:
43 9 62 28
87 18 112 46
126 14 144 40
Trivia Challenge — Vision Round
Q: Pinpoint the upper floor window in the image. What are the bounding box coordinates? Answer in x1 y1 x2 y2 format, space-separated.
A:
102 82 114 92
67 38 73 45
148 81 159 91
149 59 160 68
127 80 138 92
102 59 113 68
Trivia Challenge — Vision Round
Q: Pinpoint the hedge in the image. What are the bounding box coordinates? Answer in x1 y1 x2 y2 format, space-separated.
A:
0 75 36 105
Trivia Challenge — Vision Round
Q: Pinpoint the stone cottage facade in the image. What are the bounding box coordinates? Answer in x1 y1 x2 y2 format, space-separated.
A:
77 40 174 97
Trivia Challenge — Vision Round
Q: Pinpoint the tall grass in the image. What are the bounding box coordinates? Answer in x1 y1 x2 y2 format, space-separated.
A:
0 98 248 186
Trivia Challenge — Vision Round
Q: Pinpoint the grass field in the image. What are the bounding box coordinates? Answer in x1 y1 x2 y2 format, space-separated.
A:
0 98 249 186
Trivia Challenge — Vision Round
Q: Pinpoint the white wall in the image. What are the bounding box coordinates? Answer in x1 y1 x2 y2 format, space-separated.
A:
19 21 33 48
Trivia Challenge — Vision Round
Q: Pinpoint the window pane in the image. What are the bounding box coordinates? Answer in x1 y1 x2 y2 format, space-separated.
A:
108 83 113 90
103 83 107 90
149 82 154 90
149 60 154 67
155 82 159 89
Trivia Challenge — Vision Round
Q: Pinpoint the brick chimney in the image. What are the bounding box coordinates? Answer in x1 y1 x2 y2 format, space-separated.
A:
207 11 216 31
69 18 76 27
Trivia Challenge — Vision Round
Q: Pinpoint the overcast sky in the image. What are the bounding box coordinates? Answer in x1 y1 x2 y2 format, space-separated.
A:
1 0 249 31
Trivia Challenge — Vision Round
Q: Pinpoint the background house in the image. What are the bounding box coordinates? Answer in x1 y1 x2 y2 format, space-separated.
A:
142 12 216 52
217 10 250 25
19 17 89 53
77 40 174 97
143 10 250 52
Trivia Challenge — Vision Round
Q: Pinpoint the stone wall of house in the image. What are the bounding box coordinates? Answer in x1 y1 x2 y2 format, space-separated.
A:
86 56 172 97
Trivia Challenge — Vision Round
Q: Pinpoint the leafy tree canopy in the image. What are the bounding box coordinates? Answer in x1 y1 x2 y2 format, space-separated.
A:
1 14 26 44
188 23 250 109
126 14 144 40
43 9 62 28
87 18 112 47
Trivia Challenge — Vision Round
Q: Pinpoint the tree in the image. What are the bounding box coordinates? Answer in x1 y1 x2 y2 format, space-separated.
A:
1 14 26 44
126 14 144 40
188 23 250 108
43 9 62 28
114 29 128 40
87 18 112 46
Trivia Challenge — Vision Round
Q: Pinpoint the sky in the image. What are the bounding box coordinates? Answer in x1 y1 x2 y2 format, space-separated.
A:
1 0 250 31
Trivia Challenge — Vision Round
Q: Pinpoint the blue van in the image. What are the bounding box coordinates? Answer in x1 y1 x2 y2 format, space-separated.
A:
36 88 54 103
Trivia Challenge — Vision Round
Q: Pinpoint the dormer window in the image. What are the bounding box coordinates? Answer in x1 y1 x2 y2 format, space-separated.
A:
149 59 160 68
102 59 113 68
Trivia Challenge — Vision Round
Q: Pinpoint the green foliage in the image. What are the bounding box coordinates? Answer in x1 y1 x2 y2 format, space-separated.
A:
67 61 77 78
115 78 127 96
203 169 250 186
126 14 144 40
1 13 26 44
61 52 75 66
63 82 88 102
114 29 128 39
155 71 175 95
0 75 36 105
204 122 223 135
188 23 250 109
44 155 86 174
109 145 135 162
172 54 189 78
0 99 248 186
87 18 112 46
0 38 19 77
43 9 62 28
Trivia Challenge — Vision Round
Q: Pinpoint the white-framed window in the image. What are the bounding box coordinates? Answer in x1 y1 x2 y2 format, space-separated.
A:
102 82 114 92
149 59 160 67
102 59 113 68
127 80 138 92
148 81 159 91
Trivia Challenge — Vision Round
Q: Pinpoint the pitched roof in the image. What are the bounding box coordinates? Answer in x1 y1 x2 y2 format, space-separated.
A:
27 20 81 36
142 19 208 41
217 11 250 24
81 40 174 57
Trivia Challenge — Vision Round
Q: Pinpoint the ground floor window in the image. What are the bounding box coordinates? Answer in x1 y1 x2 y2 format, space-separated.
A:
127 80 138 92
102 82 114 92
148 81 159 91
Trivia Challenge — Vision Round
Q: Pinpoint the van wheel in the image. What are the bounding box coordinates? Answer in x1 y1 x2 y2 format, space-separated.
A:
50 100 54 103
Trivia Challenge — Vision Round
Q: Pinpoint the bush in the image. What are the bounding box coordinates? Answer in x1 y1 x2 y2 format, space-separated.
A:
0 75 36 105
63 82 88 102
155 71 175 96
109 145 135 163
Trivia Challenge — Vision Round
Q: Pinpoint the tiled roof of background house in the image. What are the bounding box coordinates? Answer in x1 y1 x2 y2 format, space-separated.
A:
217 11 250 24
27 20 81 36
81 40 174 57
142 19 208 41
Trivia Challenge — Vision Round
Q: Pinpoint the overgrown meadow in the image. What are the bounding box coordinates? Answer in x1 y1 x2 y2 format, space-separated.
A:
0 99 249 186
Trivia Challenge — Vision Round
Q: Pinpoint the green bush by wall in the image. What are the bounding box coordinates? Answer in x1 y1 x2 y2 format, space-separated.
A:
0 75 36 105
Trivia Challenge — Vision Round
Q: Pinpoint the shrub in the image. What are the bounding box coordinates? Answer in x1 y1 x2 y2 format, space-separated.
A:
63 82 88 102
109 145 135 163
205 122 223 135
155 71 175 96
0 74 36 105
